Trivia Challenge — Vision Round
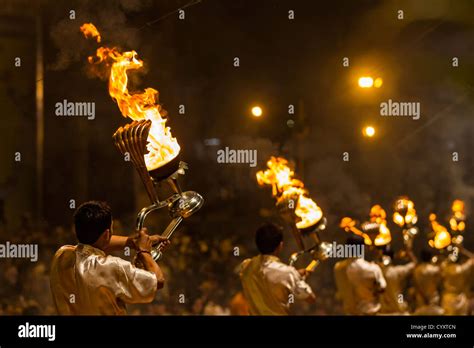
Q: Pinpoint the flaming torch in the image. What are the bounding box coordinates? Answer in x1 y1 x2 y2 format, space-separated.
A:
341 205 391 263
449 200 466 246
392 197 418 258
81 23 203 260
256 157 330 271
447 200 473 259
339 217 373 246
428 213 452 250
340 205 391 248
363 205 392 247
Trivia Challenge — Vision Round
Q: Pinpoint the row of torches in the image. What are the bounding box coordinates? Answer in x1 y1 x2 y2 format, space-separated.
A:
257 156 468 269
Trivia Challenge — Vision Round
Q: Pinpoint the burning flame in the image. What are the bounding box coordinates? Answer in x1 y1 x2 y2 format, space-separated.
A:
80 23 180 171
369 205 392 246
429 213 451 249
339 217 372 246
80 23 101 43
393 197 418 227
295 195 323 229
375 224 391 246
256 156 323 229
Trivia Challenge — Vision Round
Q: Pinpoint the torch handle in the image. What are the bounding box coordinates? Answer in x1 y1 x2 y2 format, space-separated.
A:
306 259 320 272
150 216 183 260
136 202 168 230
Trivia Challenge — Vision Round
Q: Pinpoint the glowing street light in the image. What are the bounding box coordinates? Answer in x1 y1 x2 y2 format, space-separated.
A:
358 77 374 88
374 77 383 88
363 126 375 137
358 76 383 89
251 106 263 117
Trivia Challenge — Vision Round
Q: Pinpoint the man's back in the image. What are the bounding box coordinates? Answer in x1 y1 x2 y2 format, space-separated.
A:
240 255 313 315
413 262 444 315
441 259 473 315
346 258 386 315
50 244 157 315
442 259 473 294
413 263 441 306
334 259 356 314
379 262 415 314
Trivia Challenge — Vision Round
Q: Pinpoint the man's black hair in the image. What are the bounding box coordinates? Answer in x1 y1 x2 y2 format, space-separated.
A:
74 201 112 245
346 235 365 246
420 248 433 263
255 223 283 254
381 244 394 259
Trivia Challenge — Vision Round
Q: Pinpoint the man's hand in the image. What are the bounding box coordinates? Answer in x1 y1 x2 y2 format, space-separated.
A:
298 268 312 278
149 234 171 252
130 228 171 252
136 228 153 252
134 228 167 290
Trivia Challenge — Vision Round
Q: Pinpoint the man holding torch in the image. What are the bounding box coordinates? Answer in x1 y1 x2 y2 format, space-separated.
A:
50 201 170 315
239 223 316 315
371 197 419 315
345 236 387 315
333 238 358 315
413 249 444 315
440 254 473 315
378 246 417 315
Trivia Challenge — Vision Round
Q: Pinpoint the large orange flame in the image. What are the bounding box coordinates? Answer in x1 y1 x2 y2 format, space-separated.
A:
256 156 323 229
80 23 180 171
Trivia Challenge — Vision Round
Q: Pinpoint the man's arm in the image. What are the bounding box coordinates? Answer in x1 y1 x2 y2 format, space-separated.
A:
407 249 417 264
305 292 316 304
372 263 387 292
104 235 134 253
104 229 167 253
459 257 474 275
297 268 316 303
134 229 169 289
285 268 315 304
395 261 416 279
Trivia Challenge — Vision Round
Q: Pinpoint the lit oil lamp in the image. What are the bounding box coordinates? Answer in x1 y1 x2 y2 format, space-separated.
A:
392 197 419 257
257 157 330 270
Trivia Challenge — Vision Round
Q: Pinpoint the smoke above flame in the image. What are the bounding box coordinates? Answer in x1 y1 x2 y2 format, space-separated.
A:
80 23 180 171
256 156 323 229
